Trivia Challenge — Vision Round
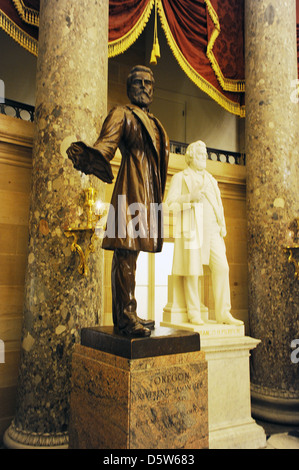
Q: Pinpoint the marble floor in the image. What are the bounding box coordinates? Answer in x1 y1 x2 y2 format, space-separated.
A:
1 421 299 449
265 432 299 449
259 420 299 449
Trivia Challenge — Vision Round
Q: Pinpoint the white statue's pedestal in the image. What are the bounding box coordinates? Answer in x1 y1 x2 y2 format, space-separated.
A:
161 276 267 449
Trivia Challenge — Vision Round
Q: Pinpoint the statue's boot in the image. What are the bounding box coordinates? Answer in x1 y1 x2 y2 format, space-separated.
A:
120 320 151 337
137 317 155 329
188 310 204 325
220 312 243 326
117 310 151 337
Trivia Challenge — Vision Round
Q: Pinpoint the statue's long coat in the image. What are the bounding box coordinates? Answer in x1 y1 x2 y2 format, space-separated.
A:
166 167 227 276
92 104 169 252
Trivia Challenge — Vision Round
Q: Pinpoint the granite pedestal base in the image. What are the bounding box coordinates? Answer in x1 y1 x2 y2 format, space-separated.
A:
69 327 208 449
161 319 267 449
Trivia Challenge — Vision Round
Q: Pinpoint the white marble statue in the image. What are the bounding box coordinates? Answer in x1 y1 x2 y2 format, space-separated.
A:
166 140 243 326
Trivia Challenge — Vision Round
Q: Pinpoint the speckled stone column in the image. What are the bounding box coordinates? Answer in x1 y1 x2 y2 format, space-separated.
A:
245 0 299 424
4 0 108 448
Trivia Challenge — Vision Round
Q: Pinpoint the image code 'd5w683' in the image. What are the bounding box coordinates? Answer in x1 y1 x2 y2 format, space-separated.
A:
147 454 195 465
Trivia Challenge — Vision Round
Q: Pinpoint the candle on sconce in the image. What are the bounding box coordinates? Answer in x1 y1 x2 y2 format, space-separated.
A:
84 186 97 229
286 230 294 247
94 199 106 215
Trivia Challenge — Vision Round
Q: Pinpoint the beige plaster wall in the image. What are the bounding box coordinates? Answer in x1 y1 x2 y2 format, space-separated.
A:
0 30 37 106
0 114 32 440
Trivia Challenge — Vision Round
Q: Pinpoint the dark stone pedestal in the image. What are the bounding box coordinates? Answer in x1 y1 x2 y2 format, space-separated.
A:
81 325 201 358
69 326 208 449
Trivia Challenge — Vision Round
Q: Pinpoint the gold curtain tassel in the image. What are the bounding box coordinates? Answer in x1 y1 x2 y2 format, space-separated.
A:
150 48 157 65
150 39 160 64
150 0 160 65
153 41 160 58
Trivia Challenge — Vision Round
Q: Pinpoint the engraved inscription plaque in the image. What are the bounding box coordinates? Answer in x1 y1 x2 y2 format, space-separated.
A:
69 345 208 449
130 361 208 448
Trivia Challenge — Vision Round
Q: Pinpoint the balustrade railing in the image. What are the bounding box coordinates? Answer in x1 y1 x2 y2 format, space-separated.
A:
0 98 35 122
0 100 246 165
170 140 245 166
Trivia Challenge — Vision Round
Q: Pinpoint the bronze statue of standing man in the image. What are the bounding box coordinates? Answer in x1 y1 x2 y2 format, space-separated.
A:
67 65 169 337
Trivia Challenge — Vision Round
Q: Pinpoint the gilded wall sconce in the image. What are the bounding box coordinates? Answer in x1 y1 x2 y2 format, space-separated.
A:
284 217 299 280
84 186 97 229
64 186 100 277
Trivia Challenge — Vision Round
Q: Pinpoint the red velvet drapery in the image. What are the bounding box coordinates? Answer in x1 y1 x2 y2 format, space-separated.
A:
158 0 244 115
108 0 245 115
109 0 151 42
206 0 244 91
0 0 298 117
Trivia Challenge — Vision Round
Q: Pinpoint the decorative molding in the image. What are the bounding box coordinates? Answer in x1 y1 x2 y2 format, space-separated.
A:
0 142 32 169
4 421 69 449
251 384 299 425
251 382 299 401
0 114 34 149
0 114 33 169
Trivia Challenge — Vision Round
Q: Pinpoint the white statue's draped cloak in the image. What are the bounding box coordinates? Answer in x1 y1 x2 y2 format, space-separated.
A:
166 166 227 276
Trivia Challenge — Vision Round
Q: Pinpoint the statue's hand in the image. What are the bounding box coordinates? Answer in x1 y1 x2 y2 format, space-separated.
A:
67 142 93 174
220 227 226 238
190 189 205 203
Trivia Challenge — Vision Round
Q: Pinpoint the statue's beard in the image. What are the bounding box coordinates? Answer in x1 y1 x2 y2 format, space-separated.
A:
190 160 206 171
129 91 153 108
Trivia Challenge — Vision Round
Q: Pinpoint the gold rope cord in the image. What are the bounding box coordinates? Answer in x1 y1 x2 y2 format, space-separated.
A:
157 0 245 117
205 0 245 93
150 0 161 64
11 0 39 27
0 9 38 56
108 0 155 58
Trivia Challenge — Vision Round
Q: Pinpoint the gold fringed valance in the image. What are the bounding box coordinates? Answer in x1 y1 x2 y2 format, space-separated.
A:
11 0 39 27
0 0 246 117
108 0 155 58
1 0 298 118
157 0 245 117
0 5 38 56
205 0 245 93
